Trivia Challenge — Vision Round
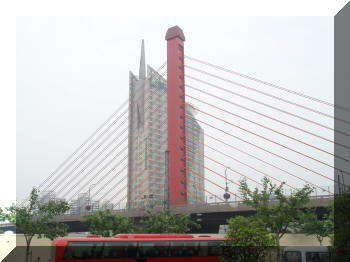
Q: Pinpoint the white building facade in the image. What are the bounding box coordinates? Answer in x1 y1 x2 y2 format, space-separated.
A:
127 41 204 208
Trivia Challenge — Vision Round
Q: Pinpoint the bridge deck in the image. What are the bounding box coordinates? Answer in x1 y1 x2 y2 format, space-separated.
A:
0 196 332 233
55 195 332 222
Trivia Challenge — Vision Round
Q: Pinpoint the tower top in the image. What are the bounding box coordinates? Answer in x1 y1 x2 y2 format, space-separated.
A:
165 26 185 41
139 39 146 80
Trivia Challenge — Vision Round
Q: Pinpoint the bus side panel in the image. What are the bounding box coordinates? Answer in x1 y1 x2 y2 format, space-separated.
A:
147 257 221 262
55 245 66 262
57 259 138 262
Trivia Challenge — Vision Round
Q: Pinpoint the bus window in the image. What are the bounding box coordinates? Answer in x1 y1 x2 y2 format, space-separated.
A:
305 252 330 262
199 241 223 256
63 241 104 260
138 241 170 257
103 241 137 258
284 251 302 262
170 241 199 257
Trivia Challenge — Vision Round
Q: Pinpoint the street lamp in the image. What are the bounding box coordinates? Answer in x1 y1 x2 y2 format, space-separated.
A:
224 167 232 202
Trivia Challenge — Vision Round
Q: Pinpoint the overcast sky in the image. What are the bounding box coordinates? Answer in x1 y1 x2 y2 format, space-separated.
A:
16 16 344 205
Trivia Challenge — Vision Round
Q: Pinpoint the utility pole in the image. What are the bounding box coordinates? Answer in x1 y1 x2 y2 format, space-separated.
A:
337 172 342 195
340 170 346 193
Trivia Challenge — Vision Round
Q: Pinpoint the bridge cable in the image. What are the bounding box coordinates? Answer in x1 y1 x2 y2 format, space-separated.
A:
30 62 166 200
50 67 166 194
102 97 169 206
186 161 243 201
45 120 128 193
54 128 128 198
19 101 128 207
38 62 166 192
101 133 168 206
64 143 128 202
186 94 350 164
185 55 350 113
147 164 225 204
186 84 350 151
49 68 167 200
185 113 336 183
186 108 350 177
186 65 349 125
121 95 169 205
201 126 340 191
63 84 168 203
186 74 350 138
185 137 295 190
186 132 329 193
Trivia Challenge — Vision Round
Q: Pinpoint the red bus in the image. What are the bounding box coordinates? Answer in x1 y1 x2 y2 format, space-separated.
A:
51 234 225 262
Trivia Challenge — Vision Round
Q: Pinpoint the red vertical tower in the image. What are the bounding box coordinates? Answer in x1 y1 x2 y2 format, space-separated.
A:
165 26 187 206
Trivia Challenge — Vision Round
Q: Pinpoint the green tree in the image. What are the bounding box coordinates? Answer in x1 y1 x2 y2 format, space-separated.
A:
298 206 333 245
16 188 70 262
0 204 16 235
84 209 135 237
0 207 3 234
239 177 313 261
222 216 276 262
0 207 6 234
5 204 16 224
139 210 200 233
0 207 5 222
0 205 16 224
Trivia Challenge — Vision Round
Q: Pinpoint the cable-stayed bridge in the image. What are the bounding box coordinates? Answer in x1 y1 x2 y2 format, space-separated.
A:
14 25 349 232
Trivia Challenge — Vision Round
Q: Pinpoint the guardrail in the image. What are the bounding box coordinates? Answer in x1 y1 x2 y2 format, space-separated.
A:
57 195 333 220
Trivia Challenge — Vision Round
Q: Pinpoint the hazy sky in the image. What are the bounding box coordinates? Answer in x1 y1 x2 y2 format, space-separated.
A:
16 16 342 205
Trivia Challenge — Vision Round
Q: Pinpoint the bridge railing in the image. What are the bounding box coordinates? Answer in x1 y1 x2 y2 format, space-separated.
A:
60 193 333 218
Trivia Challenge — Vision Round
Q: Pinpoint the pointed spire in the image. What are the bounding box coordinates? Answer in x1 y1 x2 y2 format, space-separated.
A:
139 39 146 80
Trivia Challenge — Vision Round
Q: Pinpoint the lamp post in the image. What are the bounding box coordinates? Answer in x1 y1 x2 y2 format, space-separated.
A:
224 167 232 202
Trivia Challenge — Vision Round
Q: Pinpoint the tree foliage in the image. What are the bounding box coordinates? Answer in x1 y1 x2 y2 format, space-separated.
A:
298 205 333 245
222 216 276 262
0 204 16 224
139 210 200 233
0 207 5 233
239 177 313 243
239 177 313 261
5 204 17 224
16 188 70 262
84 209 135 237
0 207 5 222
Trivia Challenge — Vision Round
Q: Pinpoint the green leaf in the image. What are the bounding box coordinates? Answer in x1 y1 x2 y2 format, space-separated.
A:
12 188 70 262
